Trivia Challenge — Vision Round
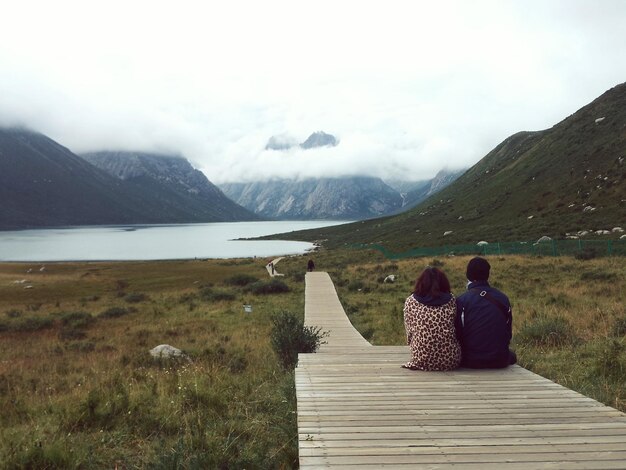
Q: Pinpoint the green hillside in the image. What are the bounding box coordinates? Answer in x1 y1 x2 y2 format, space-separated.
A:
280 82 626 251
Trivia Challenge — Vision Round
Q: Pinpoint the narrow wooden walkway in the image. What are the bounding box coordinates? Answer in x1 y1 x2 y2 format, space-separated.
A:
296 272 626 469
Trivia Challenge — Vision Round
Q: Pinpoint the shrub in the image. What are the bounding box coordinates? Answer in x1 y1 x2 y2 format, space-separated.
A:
270 311 327 369
591 340 626 382
5 309 21 318
5 442 73 469
245 279 290 295
225 274 260 287
65 341 96 352
10 316 54 332
347 280 364 292
124 293 148 303
200 287 236 302
58 327 87 341
200 343 248 372
613 317 626 337
68 380 130 431
430 259 445 267
580 271 618 282
60 311 94 329
517 316 577 347
575 248 599 260
99 307 130 319
361 326 375 340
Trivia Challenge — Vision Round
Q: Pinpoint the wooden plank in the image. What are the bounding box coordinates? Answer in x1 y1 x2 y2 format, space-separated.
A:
297 272 626 469
299 450 626 465
298 442 626 456
300 462 626 470
301 428 626 441
298 422 626 434
298 435 626 449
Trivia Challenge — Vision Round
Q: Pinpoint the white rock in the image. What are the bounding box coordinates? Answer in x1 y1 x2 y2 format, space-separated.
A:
150 344 185 359
527 215 534 219
583 206 596 212
595 117 605 123
443 231 453 236
621 235 626 240
566 235 579 239
536 236 552 243
595 230 611 235
577 230 589 236
477 241 489 246
612 227 624 233
383 275 396 283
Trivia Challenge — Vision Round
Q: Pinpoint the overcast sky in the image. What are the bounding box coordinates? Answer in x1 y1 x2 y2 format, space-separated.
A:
1 0 625 183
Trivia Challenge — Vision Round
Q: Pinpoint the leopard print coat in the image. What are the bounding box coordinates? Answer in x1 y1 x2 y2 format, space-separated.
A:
403 294 461 371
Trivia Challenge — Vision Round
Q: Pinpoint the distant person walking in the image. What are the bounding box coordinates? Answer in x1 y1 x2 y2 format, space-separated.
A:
307 259 315 272
456 257 516 368
402 267 461 371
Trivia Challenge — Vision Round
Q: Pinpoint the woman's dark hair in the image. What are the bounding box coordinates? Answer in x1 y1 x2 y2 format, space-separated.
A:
413 267 451 297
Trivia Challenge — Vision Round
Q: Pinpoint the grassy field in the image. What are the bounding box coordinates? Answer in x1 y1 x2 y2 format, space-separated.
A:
0 258 304 469
1 251 625 468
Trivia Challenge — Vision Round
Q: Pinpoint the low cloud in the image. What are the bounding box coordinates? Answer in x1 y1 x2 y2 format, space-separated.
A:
1 0 625 184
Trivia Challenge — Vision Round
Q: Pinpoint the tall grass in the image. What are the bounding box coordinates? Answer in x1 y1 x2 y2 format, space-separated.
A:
0 259 302 468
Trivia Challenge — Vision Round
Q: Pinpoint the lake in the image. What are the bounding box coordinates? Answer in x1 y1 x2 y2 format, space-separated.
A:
0 221 350 262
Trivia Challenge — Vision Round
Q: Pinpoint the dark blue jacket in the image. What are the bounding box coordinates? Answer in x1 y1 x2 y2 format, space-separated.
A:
455 281 512 368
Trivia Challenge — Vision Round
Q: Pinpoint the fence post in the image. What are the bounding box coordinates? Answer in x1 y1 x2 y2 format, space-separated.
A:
608 240 613 256
552 240 557 256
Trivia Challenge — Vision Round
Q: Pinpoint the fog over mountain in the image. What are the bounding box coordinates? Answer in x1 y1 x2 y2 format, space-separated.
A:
1 1 624 185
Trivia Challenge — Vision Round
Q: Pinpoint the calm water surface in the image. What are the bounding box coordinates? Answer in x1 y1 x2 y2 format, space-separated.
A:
0 221 350 262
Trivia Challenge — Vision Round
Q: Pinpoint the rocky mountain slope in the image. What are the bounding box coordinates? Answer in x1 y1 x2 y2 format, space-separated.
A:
265 131 338 150
276 82 626 250
389 168 466 211
0 129 256 230
226 131 458 220
299 131 338 149
82 152 256 222
221 177 403 220
0 128 146 229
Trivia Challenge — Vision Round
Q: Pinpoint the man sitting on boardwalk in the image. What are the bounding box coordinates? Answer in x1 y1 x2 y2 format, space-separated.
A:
456 257 517 368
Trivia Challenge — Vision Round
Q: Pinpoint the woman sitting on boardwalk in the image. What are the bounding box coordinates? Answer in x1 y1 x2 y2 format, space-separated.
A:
402 267 461 371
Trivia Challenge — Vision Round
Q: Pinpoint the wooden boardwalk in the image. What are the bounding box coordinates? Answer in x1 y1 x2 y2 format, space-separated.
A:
296 272 626 469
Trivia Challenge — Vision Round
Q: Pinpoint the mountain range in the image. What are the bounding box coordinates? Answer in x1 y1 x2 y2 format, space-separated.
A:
82 151 255 222
0 129 256 230
0 126 459 229
271 82 626 250
222 132 463 220
220 177 404 220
